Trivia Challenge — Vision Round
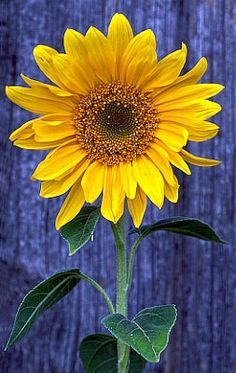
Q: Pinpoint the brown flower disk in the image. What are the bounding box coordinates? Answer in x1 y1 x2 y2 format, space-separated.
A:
74 81 159 165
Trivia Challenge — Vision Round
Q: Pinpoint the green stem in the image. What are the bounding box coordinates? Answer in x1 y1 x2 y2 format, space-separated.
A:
111 215 130 373
79 272 115 314
127 235 142 294
111 216 127 316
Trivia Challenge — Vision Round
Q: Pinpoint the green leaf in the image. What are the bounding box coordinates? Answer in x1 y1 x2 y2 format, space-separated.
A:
102 305 177 363
5 269 81 350
80 333 146 373
60 206 101 255
130 217 226 244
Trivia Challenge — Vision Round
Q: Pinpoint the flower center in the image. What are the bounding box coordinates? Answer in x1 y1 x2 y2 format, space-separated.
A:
74 81 158 166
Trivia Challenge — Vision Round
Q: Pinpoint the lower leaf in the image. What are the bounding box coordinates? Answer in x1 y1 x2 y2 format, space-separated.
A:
102 304 177 363
80 333 146 373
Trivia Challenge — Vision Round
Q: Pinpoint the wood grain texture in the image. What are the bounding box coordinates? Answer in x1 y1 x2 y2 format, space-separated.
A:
0 0 235 372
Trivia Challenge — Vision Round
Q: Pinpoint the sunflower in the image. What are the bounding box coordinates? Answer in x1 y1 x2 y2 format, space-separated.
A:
7 13 223 229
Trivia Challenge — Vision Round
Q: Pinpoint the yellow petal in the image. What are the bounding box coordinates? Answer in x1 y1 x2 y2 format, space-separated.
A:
38 113 73 121
187 128 219 142
132 155 164 208
119 29 156 80
176 57 208 86
32 143 87 180
33 45 61 86
124 46 156 86
101 166 113 222
127 186 147 228
52 54 97 95
157 99 222 120
55 179 85 230
101 166 125 223
5 86 75 115
149 57 208 98
158 100 222 121
9 118 68 150
111 166 125 221
159 117 219 131
155 124 188 151
9 119 34 141
33 120 76 141
146 145 176 186
81 161 105 203
107 13 133 72
142 43 187 90
158 119 219 142
158 141 191 175
63 28 87 59
20 74 74 97
164 176 179 203
188 131 218 142
180 149 221 166
85 26 116 83
45 138 76 158
40 158 90 198
33 118 68 127
155 84 224 105
13 138 65 150
119 161 137 199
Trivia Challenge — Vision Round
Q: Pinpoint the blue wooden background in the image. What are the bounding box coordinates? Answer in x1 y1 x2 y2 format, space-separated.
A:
0 0 235 372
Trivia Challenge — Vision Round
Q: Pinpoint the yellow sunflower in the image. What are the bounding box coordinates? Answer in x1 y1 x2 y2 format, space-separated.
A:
7 13 223 230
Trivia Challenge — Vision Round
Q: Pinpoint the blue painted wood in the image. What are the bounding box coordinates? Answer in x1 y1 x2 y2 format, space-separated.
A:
0 0 235 372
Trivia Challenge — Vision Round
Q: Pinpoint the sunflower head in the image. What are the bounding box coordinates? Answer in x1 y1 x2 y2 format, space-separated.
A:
6 13 223 230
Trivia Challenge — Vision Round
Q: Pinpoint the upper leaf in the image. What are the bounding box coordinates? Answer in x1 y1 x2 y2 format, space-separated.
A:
60 206 101 255
130 216 226 244
102 304 177 363
80 333 146 373
5 269 81 350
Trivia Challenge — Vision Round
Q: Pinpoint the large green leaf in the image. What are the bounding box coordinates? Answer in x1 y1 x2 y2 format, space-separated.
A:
80 333 146 373
102 305 177 363
5 269 81 350
60 206 101 255
130 217 226 244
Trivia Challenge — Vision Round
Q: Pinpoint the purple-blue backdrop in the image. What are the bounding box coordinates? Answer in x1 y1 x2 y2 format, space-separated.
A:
0 0 235 372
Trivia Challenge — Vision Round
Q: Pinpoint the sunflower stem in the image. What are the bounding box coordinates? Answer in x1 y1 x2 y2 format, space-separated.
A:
111 214 130 373
127 235 143 294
